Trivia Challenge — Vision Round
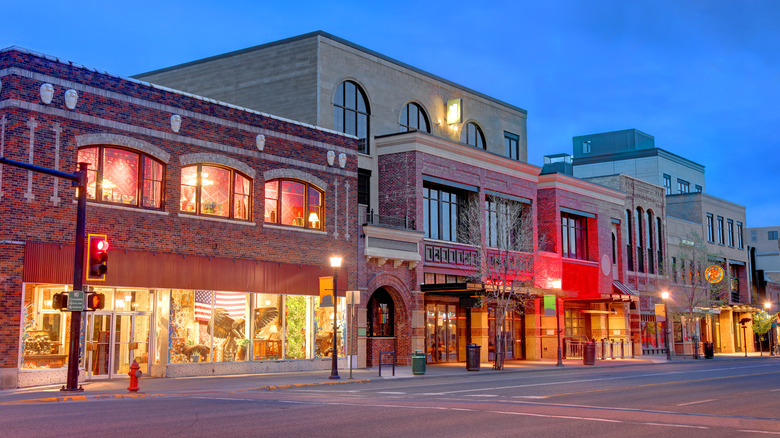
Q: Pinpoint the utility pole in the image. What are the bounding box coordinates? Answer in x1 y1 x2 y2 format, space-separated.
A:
0 157 88 392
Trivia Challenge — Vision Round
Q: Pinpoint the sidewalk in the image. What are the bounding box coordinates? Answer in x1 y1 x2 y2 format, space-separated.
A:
1 353 774 405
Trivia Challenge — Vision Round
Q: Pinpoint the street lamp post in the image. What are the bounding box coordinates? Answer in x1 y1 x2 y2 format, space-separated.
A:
329 256 342 380
556 296 563 367
661 291 671 361
765 302 773 356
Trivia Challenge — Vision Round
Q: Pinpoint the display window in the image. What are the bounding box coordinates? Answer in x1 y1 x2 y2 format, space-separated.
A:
77 146 164 209
21 285 72 370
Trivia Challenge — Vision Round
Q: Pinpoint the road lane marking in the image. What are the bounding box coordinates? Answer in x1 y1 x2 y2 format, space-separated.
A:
378 392 406 394
642 422 707 429
677 399 718 407
512 396 549 399
465 394 498 397
739 430 780 435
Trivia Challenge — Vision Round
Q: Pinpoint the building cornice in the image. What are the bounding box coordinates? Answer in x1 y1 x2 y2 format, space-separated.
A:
538 173 626 206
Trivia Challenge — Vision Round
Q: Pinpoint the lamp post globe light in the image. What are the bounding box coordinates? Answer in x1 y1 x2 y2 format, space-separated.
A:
329 256 342 380
661 291 671 361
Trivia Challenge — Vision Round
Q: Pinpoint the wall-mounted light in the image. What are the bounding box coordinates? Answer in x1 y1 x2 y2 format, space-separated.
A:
446 98 462 124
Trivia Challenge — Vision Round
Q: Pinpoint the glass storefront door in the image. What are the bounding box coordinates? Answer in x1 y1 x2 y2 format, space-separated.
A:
426 304 458 363
86 311 150 379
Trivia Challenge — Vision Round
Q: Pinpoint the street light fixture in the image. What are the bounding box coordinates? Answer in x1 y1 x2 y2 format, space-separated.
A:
661 291 671 361
329 256 342 380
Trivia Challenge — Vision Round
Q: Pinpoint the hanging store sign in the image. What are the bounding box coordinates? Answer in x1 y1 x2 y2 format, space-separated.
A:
446 99 462 124
705 265 725 284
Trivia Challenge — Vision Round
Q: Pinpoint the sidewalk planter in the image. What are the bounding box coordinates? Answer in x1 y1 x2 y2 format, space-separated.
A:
466 343 480 371
412 351 426 375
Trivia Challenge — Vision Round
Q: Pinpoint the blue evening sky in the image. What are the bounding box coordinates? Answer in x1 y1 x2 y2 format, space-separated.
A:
4 1 778 226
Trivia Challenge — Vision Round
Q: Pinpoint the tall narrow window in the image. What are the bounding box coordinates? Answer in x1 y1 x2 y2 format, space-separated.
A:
180 164 251 220
636 208 644 273
358 168 371 209
706 214 715 243
463 122 486 149
77 146 165 209
504 132 520 160
400 102 430 133
264 179 323 229
625 209 634 271
334 81 370 154
736 222 744 249
486 196 523 249
656 217 663 274
367 289 394 337
727 219 734 247
646 210 654 274
717 216 725 245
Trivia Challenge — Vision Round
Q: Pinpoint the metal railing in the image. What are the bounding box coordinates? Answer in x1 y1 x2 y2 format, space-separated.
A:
365 209 415 230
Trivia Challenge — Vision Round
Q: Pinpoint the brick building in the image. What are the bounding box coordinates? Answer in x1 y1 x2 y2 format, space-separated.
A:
0 47 358 389
138 32 639 366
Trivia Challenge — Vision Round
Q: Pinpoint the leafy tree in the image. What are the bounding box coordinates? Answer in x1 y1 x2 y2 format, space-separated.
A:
751 311 777 356
460 195 544 370
666 231 727 356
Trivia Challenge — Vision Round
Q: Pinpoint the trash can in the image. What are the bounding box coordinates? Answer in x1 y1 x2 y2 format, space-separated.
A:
466 343 480 371
704 341 714 359
583 342 596 365
412 350 426 375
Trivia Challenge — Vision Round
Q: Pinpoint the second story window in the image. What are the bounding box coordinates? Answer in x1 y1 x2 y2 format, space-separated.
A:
717 216 725 245
424 184 463 242
77 146 164 209
727 219 734 247
180 164 251 220
264 179 323 230
737 222 744 249
504 132 520 160
769 230 778 240
334 80 370 154
707 214 715 243
463 122 486 149
561 213 589 260
400 102 430 133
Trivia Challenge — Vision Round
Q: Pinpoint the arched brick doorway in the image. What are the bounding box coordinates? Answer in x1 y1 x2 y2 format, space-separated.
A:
365 274 412 366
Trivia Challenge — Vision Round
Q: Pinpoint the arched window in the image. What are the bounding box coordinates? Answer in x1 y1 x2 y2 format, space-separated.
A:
463 122 486 149
334 80 370 154
367 288 394 337
400 102 430 133
77 146 164 209
625 209 634 271
180 164 252 220
635 208 644 273
264 179 323 229
646 210 655 274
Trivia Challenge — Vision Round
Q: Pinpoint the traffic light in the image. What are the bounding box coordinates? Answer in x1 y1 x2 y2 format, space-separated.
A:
86 234 109 281
52 292 68 311
86 292 105 310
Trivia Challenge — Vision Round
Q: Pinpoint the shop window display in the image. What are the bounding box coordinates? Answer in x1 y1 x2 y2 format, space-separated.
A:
21 285 71 370
314 298 344 359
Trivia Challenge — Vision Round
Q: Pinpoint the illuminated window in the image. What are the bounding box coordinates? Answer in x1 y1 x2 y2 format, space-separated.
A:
77 146 164 209
367 288 394 337
463 122 485 149
400 102 430 133
180 164 251 220
334 81 370 154
264 179 323 229
424 184 464 242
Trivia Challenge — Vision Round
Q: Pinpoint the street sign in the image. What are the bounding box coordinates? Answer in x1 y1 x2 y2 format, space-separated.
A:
67 290 85 312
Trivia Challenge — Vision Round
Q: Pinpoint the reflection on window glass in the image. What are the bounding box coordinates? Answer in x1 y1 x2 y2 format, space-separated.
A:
76 146 164 209
179 164 252 220
264 179 324 230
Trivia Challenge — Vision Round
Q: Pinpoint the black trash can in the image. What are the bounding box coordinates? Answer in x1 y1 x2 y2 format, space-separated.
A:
704 341 714 359
412 350 426 375
466 343 480 371
583 342 596 365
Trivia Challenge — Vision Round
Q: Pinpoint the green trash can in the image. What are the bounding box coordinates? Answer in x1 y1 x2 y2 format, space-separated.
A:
412 350 426 375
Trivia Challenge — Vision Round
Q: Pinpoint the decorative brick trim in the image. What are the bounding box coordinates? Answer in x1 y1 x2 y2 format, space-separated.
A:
76 133 171 163
180 153 256 179
263 168 326 189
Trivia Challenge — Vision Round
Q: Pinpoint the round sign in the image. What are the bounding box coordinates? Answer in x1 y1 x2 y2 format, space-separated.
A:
705 265 725 284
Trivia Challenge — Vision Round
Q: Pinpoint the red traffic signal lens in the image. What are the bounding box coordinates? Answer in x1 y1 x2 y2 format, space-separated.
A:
95 239 109 251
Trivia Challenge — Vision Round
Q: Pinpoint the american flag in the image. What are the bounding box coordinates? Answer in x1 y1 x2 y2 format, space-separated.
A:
194 291 246 322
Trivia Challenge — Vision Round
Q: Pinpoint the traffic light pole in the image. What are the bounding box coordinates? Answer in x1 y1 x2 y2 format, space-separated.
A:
0 158 88 392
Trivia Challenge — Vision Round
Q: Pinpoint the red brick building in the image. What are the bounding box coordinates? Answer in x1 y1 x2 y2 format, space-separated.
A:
0 48 358 389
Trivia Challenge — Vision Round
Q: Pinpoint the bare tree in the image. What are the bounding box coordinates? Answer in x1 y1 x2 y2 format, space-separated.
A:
459 195 540 370
667 231 727 357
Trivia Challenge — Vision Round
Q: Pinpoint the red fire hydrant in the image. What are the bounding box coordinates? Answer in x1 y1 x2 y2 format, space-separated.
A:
127 360 142 393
